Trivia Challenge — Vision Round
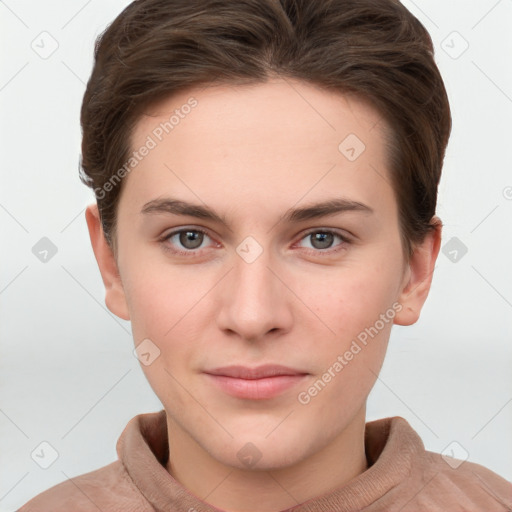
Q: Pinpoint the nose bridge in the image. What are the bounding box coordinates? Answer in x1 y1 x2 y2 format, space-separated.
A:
216 238 292 340
234 248 274 301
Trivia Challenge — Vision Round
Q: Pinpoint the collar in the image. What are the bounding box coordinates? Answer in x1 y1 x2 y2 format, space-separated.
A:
116 410 424 512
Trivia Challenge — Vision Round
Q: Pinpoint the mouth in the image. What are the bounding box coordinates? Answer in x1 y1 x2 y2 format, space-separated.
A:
203 364 309 400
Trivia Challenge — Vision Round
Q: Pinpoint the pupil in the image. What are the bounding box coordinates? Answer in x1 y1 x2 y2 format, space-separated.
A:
312 232 333 249
180 230 203 249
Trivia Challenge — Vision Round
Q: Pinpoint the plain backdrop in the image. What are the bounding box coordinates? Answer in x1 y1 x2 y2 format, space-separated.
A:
1 1 511 510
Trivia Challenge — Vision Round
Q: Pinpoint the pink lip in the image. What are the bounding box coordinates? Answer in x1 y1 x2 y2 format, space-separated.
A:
204 365 308 400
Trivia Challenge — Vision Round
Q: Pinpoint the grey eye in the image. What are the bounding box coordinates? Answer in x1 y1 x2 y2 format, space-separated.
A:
309 232 335 250
178 230 205 249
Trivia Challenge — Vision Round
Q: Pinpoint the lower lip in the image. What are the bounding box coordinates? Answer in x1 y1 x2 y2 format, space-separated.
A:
205 373 308 400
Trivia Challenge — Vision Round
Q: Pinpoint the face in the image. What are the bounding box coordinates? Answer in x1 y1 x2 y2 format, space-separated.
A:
88 79 438 471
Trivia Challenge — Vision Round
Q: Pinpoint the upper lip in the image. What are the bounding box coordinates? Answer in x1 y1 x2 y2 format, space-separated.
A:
204 365 308 380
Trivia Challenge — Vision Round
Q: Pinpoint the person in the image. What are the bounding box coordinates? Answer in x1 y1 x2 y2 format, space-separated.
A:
19 0 512 510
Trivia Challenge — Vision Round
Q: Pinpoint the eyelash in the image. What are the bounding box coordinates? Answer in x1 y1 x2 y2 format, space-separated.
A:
158 227 351 257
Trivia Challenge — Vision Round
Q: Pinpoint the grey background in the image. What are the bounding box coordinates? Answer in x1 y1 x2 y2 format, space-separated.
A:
1 0 511 510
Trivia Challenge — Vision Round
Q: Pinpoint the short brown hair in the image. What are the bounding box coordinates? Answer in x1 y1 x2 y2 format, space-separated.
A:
80 0 451 257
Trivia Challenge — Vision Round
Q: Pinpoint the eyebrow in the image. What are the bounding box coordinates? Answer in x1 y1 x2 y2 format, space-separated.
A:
140 197 373 226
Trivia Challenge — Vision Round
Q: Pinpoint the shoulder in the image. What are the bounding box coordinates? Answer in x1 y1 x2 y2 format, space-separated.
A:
368 417 512 511
399 448 512 511
18 460 152 512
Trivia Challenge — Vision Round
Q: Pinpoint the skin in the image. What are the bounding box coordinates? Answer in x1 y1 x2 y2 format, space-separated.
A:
86 79 441 512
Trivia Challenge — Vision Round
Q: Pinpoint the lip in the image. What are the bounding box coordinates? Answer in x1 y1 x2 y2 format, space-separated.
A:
204 365 309 400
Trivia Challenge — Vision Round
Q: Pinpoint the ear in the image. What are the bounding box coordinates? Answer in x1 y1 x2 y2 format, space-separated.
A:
394 217 442 326
85 203 130 321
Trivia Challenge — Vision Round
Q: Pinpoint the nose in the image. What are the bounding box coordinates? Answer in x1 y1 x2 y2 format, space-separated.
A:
215 244 294 343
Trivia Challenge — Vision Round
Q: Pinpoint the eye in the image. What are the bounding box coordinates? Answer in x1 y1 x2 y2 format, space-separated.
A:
160 228 215 254
159 227 350 257
296 229 349 253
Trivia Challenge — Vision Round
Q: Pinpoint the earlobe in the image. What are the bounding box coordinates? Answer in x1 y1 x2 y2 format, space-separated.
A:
394 218 442 326
85 204 130 321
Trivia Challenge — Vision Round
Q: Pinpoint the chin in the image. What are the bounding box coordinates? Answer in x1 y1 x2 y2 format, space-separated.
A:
206 429 314 471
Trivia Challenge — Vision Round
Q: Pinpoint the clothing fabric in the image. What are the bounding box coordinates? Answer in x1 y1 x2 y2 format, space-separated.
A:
19 410 512 511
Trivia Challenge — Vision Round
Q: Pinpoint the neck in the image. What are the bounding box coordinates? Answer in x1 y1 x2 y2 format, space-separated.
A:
165 407 368 512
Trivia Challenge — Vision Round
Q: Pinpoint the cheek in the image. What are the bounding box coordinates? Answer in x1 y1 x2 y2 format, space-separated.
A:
122 258 199 339
295 272 396 423
294 255 402 398
303 259 402 337
123 267 202 407
122 262 211 380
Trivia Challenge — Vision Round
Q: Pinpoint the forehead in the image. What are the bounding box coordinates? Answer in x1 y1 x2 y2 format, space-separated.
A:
134 78 386 152
123 79 394 221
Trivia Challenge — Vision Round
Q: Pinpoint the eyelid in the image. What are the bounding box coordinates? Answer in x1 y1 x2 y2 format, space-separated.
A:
293 227 352 253
160 226 209 237
158 226 219 253
299 226 353 241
